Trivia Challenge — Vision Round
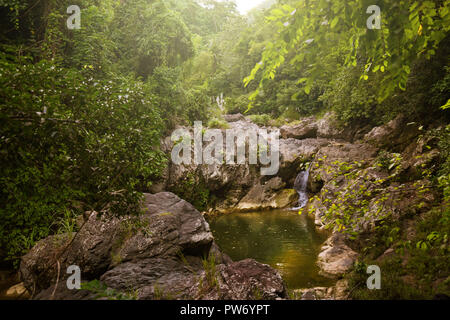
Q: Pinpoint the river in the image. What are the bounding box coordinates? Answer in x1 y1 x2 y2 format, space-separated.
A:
207 209 334 289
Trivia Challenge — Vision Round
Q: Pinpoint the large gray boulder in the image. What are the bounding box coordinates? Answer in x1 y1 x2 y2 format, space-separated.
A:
234 178 298 212
194 259 286 300
317 234 358 278
223 113 246 122
278 138 330 185
317 112 346 140
364 114 420 151
20 192 286 300
280 117 318 140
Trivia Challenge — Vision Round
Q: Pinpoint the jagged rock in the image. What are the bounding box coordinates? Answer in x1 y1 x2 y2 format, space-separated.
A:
332 279 350 300
264 176 286 191
235 187 298 212
194 259 287 300
307 172 324 194
164 121 265 210
279 113 348 141
317 245 358 277
317 234 358 278
20 208 135 293
399 131 442 179
309 197 327 227
272 189 299 208
20 192 286 300
315 141 378 164
227 119 261 132
232 177 298 212
100 256 202 299
278 138 330 184
364 114 420 151
317 113 346 140
280 138 330 164
5 282 30 299
293 287 328 300
306 141 380 229
310 141 378 183
163 119 335 212
300 289 317 300
292 281 349 300
280 117 318 139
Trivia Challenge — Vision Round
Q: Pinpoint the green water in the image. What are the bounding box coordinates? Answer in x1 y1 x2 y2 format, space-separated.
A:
207 210 334 289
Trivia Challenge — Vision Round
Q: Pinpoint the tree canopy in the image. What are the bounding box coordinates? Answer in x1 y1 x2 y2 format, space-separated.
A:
0 0 448 270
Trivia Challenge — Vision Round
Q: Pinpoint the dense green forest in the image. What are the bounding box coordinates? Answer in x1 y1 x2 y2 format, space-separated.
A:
0 0 449 300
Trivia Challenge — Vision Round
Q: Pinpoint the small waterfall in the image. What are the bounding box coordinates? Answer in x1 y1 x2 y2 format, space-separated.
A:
292 167 310 210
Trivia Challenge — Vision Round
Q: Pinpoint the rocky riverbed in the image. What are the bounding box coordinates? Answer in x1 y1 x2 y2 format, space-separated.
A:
9 112 440 300
19 192 286 300
154 112 437 299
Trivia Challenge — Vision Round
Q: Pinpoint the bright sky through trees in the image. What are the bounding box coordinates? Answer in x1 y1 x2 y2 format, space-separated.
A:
235 0 267 13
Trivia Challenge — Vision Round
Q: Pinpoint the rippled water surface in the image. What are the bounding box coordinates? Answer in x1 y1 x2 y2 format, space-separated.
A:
208 210 334 289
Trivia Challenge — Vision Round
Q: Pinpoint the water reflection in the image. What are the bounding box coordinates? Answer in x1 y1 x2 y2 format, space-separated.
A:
207 210 334 289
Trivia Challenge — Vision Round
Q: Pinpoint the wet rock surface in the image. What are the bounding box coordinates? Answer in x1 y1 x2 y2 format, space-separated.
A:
234 177 298 212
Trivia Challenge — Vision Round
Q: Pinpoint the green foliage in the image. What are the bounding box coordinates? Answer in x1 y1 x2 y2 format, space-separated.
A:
224 95 251 115
111 0 194 79
319 66 381 125
207 118 230 129
245 0 450 105
307 153 434 239
0 52 165 264
201 254 219 290
376 151 403 172
0 0 244 266
308 159 393 236
415 208 449 251
349 207 449 299
1 4 448 304
437 124 450 204
152 283 176 300
55 208 79 236
81 280 138 300
248 114 272 127
442 99 450 110
64 2 117 73
433 67 450 109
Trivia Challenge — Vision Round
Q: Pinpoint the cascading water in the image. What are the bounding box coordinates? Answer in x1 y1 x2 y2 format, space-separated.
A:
292 167 311 210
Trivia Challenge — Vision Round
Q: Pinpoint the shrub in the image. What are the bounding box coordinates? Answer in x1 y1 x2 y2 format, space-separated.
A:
224 95 249 115
0 54 166 265
207 118 230 129
248 114 272 127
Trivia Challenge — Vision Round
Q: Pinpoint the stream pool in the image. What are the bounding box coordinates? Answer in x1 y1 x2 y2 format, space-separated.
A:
207 210 334 289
